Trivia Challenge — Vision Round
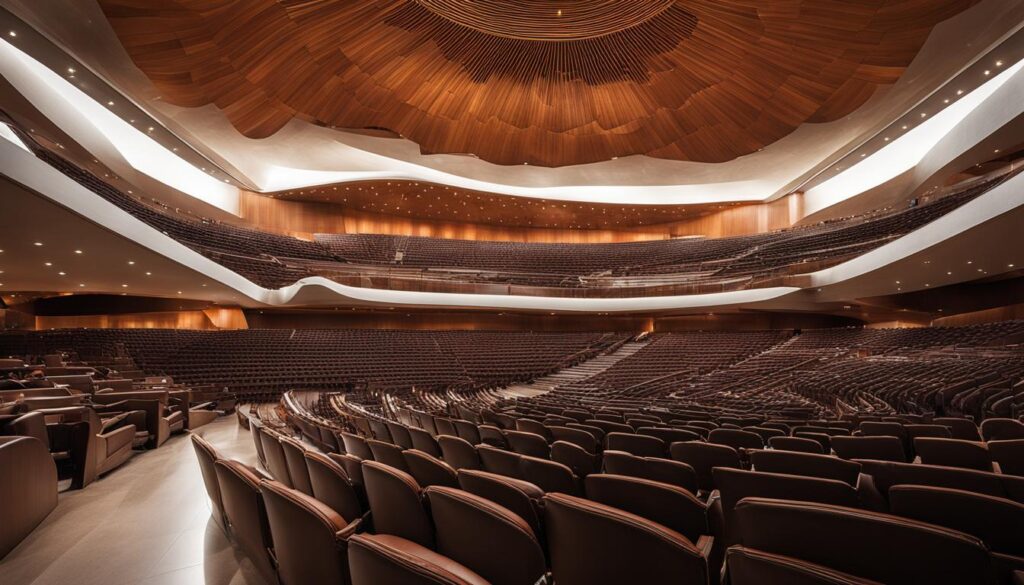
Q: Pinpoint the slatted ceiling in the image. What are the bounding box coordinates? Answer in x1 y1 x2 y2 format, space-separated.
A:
98 0 977 167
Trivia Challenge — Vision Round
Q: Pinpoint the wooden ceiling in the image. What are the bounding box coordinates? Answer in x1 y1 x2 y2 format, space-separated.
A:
100 0 977 167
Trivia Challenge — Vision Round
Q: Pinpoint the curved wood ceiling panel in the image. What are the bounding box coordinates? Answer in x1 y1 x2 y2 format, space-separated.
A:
99 0 977 167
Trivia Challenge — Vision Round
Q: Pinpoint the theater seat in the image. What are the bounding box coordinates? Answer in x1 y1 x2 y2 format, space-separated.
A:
362 460 434 548
476 444 523 479
749 450 862 487
914 437 993 471
768 436 824 454
191 434 228 533
734 497 997 584
213 459 278 585
709 428 764 452
551 440 600 478
341 432 374 461
426 486 547 585
305 451 364 522
605 432 666 457
279 436 314 495
348 533 488 585
367 439 409 473
543 492 712 585
669 441 741 492
438 435 482 471
602 450 698 494
403 449 459 488
261 479 361 585
981 419 1024 442
989 439 1024 477
933 417 983 441
385 422 414 450
408 427 442 457
457 469 544 538
727 546 881 585
831 436 907 463
260 429 293 487
584 474 708 543
504 430 550 459
548 426 599 454
249 418 268 468
0 436 57 559
518 454 579 495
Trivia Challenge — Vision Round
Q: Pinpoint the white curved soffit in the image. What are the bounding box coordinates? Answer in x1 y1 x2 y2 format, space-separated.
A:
803 59 1024 216
0 38 240 214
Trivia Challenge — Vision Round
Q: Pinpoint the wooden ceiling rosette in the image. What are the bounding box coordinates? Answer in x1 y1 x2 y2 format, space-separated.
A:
100 0 976 167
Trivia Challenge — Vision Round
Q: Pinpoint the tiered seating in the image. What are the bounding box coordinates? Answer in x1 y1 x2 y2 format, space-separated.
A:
0 329 628 402
14 124 1017 292
241 390 1024 585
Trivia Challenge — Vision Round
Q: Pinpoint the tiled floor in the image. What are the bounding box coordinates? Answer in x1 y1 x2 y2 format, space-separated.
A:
0 418 268 585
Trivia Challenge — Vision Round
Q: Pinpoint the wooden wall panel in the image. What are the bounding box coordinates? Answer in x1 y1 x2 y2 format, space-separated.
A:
35 311 219 330
239 191 804 242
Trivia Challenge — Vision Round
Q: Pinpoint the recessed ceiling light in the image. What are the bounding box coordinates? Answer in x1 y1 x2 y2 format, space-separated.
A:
79 283 85 287
74 250 82 254
121 284 128 288
33 242 43 246
67 67 75 74
1010 264 1016 268
901 125 908 130
984 70 991 76
128 261 135 265
920 113 927 118
145 272 152 276
957 89 964 95
44 262 52 266
58 271 65 276
944 99 949 104
107 101 114 106
883 137 890 142
177 291 183 295
8 31 16 37
996 60 1004 67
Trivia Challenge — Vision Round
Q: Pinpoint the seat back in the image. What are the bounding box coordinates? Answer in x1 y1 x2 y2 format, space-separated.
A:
933 417 982 441
249 418 267 466
889 484 1024 557
637 426 702 445
602 450 698 494
348 533 489 585
519 454 579 495
914 438 993 471
403 449 459 488
669 441 741 492
605 432 666 457
433 417 458 439
213 460 277 584
769 436 824 454
831 436 906 462
260 430 292 487
504 430 550 458
279 437 313 495
548 426 598 453
543 492 709 585
386 422 415 450
708 428 764 451
515 418 552 442
981 418 1024 441
452 420 482 445
438 435 482 471
750 450 861 486
409 427 442 457
734 498 996 585
457 469 544 538
367 439 409 472
305 451 364 522
857 459 1024 504
551 440 600 478
190 434 227 531
584 474 707 542
478 425 508 448
261 479 358 585
476 444 523 479
426 486 547 585
988 439 1024 477
341 431 374 461
727 546 882 585
362 461 434 548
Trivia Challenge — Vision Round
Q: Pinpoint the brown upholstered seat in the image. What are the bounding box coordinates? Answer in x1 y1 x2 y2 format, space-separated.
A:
933 417 983 441
0 436 57 559
602 450 698 494
213 459 278 585
768 436 825 454
385 421 415 450
260 429 293 487
367 438 410 472
981 419 1024 442
750 450 862 487
831 436 907 462
988 439 1024 477
362 460 435 548
248 418 268 468
543 492 712 585
348 533 489 585
457 469 544 538
438 435 483 471
452 420 482 445
409 427 442 457
518 454 579 495
261 479 361 585
191 434 228 533
914 437 993 471
305 451 364 522
504 430 550 458
857 459 1024 504
585 473 708 543
709 428 764 452
734 497 997 584
426 486 547 585
727 546 882 584
550 440 600 478
548 426 599 453
476 444 523 479
605 432 666 457
403 449 459 488
279 436 314 495
669 441 741 492
340 431 374 461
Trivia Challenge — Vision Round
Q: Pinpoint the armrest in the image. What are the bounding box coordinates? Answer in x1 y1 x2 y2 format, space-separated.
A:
101 423 136 455
694 535 714 558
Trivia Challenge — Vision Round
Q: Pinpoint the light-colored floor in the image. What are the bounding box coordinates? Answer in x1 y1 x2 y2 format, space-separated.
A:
0 418 268 585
